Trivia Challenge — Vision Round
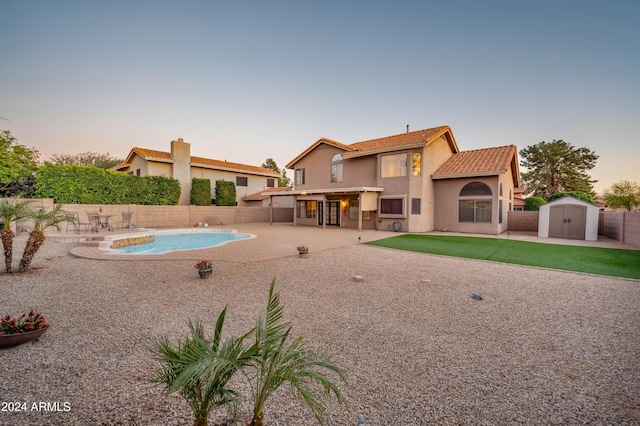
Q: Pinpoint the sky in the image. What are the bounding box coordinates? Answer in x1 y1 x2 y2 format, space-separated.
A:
1 0 638 194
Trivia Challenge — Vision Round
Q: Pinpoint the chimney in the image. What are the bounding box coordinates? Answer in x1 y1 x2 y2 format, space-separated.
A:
406 124 410 134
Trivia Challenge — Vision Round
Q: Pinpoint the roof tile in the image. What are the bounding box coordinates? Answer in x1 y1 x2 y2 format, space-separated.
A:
432 145 517 177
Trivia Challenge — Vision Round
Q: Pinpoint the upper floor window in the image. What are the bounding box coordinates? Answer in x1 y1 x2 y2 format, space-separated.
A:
412 153 421 176
295 168 305 185
331 153 343 183
236 176 248 186
267 178 275 188
381 153 407 178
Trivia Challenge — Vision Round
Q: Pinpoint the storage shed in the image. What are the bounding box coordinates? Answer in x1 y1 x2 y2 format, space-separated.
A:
538 196 599 241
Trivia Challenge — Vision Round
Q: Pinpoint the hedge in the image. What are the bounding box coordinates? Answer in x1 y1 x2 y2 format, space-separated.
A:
190 178 212 206
215 180 236 206
36 163 181 205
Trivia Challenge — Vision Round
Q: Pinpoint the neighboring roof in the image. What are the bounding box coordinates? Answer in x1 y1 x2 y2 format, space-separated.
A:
431 145 520 186
243 187 292 201
286 126 458 168
114 147 279 177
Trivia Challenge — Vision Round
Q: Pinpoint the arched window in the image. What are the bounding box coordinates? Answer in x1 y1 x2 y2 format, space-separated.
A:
459 182 492 196
459 182 492 223
331 153 343 183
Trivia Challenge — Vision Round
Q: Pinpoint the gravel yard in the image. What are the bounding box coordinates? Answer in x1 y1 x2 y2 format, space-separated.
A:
1 232 639 425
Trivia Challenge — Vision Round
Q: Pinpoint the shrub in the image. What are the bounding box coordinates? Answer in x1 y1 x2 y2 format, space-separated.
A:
190 178 211 206
524 196 546 211
215 180 236 206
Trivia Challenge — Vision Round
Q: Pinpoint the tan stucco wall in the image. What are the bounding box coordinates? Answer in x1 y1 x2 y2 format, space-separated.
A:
434 176 507 234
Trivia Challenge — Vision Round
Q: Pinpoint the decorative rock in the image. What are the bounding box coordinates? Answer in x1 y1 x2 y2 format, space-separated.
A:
354 275 364 282
471 293 483 301
421 279 431 283
357 413 370 426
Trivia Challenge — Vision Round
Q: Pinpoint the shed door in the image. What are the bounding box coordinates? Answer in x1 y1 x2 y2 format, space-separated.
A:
548 205 586 240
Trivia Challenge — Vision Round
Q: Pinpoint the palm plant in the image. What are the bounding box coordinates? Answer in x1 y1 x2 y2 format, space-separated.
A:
0 198 31 273
245 279 347 426
152 308 256 426
17 204 74 272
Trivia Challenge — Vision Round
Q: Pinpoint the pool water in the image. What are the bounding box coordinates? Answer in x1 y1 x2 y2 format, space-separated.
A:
114 229 252 254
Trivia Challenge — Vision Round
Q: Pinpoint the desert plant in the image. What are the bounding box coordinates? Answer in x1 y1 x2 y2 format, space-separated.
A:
245 279 347 426
0 198 32 273
152 308 256 426
17 204 74 272
0 309 50 334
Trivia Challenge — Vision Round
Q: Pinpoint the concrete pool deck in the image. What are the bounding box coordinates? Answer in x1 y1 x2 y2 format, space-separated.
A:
48 222 637 263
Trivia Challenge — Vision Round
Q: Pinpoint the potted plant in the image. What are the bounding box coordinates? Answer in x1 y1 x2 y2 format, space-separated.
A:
194 260 213 279
0 309 50 348
297 245 309 258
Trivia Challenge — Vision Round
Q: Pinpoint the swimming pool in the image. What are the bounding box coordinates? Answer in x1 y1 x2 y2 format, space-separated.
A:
110 229 254 254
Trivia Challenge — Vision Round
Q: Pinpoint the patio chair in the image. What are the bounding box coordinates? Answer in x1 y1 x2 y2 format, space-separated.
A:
86 213 100 233
65 212 91 234
117 211 134 230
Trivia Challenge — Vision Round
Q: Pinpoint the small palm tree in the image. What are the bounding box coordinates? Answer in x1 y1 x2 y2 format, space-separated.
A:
0 198 31 273
17 204 74 272
246 279 347 426
152 308 256 426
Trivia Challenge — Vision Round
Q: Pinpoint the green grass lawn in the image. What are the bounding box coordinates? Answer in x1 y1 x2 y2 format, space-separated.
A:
366 234 640 279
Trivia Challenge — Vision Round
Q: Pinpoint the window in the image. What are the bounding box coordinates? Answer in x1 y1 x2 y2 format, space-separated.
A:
331 154 343 183
411 198 421 214
267 178 275 188
381 153 407 178
458 182 492 223
295 168 305 185
236 176 248 186
136 169 141 176
379 196 405 217
349 200 370 220
412 153 421 176
296 200 317 218
499 200 503 224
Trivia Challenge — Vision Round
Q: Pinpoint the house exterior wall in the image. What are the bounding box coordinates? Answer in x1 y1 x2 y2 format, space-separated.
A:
433 176 505 234
538 196 599 241
190 167 275 207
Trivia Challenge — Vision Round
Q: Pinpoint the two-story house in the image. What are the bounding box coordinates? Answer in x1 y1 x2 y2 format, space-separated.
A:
113 138 280 206
279 125 520 234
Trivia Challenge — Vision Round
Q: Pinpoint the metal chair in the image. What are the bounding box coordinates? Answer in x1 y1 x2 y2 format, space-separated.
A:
65 212 91 234
117 211 134 230
86 213 100 233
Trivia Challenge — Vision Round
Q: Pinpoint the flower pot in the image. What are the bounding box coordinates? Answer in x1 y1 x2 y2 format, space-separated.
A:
198 268 213 279
0 328 48 349
298 251 308 258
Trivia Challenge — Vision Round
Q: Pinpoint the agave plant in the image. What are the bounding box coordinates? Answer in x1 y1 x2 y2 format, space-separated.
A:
17 204 74 272
0 198 31 273
245 279 347 426
152 308 256 426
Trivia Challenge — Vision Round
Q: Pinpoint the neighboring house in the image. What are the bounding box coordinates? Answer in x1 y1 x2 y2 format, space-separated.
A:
278 125 521 234
113 138 280 206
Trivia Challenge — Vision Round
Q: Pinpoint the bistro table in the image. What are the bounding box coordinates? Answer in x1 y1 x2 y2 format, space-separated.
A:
92 214 114 232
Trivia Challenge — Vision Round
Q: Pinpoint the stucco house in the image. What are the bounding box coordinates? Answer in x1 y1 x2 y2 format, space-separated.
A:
113 138 280 206
277 125 521 234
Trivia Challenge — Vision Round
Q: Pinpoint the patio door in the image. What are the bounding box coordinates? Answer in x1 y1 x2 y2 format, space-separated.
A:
317 202 340 226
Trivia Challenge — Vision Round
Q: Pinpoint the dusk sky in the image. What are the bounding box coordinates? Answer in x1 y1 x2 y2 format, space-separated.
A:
2 1 638 194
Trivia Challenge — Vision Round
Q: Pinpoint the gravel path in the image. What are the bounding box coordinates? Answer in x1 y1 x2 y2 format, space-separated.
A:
1 232 639 425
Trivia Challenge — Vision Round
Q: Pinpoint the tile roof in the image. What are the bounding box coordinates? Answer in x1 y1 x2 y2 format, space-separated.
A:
343 125 457 159
432 145 518 179
286 126 458 168
115 147 279 177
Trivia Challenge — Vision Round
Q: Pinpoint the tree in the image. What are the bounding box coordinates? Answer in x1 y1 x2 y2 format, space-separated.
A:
519 140 598 199
261 158 291 188
524 197 546 211
0 130 40 196
0 198 31 273
603 180 640 211
50 151 122 169
17 204 74 272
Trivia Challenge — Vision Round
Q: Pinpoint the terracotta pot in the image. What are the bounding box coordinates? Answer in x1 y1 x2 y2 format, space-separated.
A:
0 328 48 349
298 251 309 258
